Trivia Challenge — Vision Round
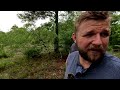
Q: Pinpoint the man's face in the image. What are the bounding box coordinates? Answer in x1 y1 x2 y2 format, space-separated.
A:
72 20 110 63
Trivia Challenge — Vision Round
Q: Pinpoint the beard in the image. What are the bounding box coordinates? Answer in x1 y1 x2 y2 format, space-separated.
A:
78 45 105 63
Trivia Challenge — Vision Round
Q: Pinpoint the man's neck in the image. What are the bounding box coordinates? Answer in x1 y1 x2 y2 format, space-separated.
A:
79 55 92 69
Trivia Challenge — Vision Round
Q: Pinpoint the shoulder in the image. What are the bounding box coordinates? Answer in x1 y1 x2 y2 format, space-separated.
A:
105 53 120 62
71 43 76 47
68 51 79 58
103 53 120 78
66 51 79 65
104 53 120 68
70 43 78 53
65 51 79 79
66 51 79 61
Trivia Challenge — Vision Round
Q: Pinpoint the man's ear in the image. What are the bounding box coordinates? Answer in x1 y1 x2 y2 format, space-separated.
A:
72 33 76 43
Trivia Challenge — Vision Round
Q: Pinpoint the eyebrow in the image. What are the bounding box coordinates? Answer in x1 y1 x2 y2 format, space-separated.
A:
85 30 95 34
101 29 110 33
85 29 110 34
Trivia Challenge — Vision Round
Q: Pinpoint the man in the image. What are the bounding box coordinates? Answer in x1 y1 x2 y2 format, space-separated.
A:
64 11 120 79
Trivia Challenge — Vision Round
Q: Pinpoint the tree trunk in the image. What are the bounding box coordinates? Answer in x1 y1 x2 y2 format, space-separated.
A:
54 11 59 53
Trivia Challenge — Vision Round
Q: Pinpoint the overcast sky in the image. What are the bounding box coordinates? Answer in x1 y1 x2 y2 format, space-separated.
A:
0 11 49 32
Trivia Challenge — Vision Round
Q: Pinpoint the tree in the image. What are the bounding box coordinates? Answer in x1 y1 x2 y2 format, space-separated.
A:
110 11 120 50
59 11 81 54
54 11 59 53
17 11 59 53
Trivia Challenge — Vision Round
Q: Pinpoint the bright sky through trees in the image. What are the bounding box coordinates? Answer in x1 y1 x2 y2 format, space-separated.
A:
0 11 49 32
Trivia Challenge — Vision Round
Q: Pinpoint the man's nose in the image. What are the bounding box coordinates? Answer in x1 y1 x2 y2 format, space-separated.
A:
92 34 102 46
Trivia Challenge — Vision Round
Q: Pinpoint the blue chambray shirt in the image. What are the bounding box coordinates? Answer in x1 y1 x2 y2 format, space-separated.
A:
64 51 120 79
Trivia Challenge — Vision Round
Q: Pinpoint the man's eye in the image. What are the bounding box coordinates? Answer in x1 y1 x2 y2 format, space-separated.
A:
100 32 109 38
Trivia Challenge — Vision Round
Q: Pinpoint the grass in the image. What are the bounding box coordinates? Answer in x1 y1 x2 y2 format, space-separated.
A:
0 50 119 79
0 52 66 79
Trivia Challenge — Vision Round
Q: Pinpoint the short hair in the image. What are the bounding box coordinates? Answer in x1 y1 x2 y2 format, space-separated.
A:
74 11 111 33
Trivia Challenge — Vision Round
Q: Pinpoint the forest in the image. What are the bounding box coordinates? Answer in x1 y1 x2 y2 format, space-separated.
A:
0 11 119 79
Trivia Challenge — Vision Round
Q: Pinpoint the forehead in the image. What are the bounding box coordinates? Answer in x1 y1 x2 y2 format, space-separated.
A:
78 20 110 33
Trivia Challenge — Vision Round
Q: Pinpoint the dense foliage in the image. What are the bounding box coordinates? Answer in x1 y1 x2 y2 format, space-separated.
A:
0 11 120 59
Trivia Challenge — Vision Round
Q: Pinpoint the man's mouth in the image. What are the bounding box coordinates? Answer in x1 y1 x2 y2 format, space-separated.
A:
89 49 102 52
91 50 100 54
88 50 101 57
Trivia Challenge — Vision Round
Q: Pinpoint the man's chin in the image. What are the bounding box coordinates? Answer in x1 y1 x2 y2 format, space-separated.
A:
79 49 104 63
87 50 103 62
